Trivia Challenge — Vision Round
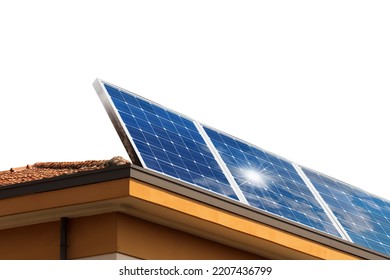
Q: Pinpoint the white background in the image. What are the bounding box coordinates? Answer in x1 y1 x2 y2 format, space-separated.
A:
1 1 389 200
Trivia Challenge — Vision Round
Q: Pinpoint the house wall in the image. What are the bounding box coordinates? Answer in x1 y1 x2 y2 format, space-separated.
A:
0 175 372 259
0 221 60 259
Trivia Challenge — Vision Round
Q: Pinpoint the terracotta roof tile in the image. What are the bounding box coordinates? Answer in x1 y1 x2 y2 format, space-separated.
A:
0 156 129 187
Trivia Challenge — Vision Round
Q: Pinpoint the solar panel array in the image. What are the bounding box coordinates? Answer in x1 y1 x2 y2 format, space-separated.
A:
94 79 390 257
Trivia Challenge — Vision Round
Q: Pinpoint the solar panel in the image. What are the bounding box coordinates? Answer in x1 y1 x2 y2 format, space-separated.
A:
95 81 238 200
302 167 390 256
94 79 390 257
202 126 342 237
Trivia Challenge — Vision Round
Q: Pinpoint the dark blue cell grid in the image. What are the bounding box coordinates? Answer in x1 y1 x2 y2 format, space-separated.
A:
203 126 341 237
103 83 238 200
302 168 390 256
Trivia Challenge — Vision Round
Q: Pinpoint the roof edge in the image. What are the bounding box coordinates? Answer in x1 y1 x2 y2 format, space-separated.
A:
0 164 131 200
129 164 390 260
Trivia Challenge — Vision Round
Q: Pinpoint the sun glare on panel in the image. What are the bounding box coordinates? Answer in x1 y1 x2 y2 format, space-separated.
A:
243 169 268 188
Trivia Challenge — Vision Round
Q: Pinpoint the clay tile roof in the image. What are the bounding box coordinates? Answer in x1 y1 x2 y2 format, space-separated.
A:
0 156 129 187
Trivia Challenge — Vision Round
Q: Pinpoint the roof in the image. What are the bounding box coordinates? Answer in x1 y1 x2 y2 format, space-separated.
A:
0 155 387 259
0 156 129 187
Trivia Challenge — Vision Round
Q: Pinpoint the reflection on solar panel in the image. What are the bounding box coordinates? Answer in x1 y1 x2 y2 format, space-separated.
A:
93 79 390 257
302 167 390 256
202 126 341 237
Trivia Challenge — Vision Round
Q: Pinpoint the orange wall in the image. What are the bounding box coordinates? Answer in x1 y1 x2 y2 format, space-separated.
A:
0 221 60 260
67 213 118 259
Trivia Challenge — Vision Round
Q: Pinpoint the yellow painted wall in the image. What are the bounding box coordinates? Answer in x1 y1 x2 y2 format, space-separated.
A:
0 221 60 260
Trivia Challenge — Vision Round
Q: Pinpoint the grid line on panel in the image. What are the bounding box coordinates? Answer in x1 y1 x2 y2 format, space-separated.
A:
97 80 239 201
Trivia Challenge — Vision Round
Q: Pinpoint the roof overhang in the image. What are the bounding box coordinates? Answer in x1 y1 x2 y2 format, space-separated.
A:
0 164 387 260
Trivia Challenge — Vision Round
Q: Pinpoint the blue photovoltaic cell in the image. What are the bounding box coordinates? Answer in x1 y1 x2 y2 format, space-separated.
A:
302 168 390 256
103 83 238 200
203 126 341 237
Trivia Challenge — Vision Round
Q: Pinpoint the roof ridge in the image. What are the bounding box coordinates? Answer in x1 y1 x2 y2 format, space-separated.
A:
32 160 107 170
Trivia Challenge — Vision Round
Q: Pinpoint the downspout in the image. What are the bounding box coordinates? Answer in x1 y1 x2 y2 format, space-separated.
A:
60 217 68 260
